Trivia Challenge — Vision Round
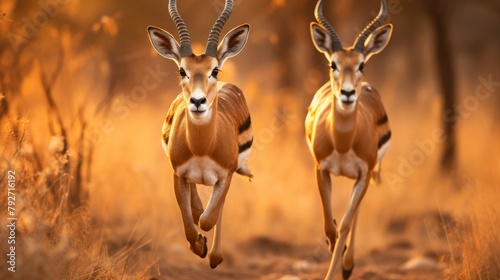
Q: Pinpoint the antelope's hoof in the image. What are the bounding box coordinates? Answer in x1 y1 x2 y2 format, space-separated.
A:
209 253 223 269
341 244 353 279
189 234 208 258
342 264 354 280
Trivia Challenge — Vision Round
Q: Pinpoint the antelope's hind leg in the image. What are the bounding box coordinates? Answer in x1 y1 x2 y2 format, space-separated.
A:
173 174 208 258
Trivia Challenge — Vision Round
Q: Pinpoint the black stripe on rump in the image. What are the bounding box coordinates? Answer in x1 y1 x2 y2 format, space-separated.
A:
238 116 252 134
162 133 169 145
238 138 253 153
377 114 388 126
378 131 391 149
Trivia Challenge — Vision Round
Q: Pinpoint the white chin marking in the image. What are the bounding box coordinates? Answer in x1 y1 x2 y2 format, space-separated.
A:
189 109 212 124
336 99 355 112
339 93 357 104
188 104 208 112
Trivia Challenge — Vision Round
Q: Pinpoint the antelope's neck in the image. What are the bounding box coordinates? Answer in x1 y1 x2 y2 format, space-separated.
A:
332 97 358 153
186 99 218 155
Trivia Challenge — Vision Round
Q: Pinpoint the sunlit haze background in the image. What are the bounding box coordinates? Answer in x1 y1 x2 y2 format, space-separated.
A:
0 0 499 279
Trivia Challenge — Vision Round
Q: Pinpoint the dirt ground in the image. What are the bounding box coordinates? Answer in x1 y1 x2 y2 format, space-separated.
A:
156 237 445 280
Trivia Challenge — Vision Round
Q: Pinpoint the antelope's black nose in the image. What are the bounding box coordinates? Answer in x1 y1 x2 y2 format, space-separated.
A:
190 97 207 107
341 90 356 97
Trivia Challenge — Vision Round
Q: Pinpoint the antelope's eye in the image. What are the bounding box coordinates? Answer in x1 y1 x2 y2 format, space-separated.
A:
331 62 338 71
358 62 365 73
179 68 187 78
210 68 220 78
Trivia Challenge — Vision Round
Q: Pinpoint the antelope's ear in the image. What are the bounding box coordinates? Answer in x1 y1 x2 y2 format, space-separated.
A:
364 24 393 62
310 22 334 60
148 26 181 66
217 24 250 68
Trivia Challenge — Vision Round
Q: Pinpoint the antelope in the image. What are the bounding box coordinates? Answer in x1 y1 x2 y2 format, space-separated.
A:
305 0 392 279
147 0 252 269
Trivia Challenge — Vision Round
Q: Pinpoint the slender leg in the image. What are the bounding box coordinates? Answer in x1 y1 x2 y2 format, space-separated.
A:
316 168 337 252
190 183 204 225
324 171 370 280
342 210 359 279
209 198 225 269
199 173 233 231
173 174 207 258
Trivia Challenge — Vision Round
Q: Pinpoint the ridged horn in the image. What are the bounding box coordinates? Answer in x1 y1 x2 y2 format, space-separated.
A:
168 0 192 57
315 0 343 52
205 0 234 57
353 0 387 52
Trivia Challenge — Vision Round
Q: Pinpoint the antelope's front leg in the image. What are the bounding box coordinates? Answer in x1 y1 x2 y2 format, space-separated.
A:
325 171 370 280
199 173 233 231
190 183 204 225
173 174 207 258
209 197 225 269
316 168 338 252
342 210 359 279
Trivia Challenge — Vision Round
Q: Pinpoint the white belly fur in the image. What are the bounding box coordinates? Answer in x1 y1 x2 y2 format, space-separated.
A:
176 156 229 186
320 149 368 179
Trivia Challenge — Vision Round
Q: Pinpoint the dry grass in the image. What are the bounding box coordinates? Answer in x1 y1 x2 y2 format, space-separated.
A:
445 183 500 280
440 105 500 280
0 117 159 280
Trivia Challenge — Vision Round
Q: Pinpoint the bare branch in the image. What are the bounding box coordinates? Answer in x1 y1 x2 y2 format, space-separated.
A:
39 39 70 173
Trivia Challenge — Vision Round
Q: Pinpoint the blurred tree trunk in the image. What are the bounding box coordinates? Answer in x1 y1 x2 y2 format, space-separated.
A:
485 0 500 16
424 0 457 171
271 1 324 96
271 2 293 93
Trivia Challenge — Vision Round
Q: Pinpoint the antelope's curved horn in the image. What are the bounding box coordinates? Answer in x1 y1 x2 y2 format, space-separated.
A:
205 0 234 57
315 0 343 52
169 0 192 57
353 0 387 52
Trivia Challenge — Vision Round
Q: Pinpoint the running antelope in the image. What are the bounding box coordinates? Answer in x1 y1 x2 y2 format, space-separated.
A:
306 0 392 279
147 0 252 269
